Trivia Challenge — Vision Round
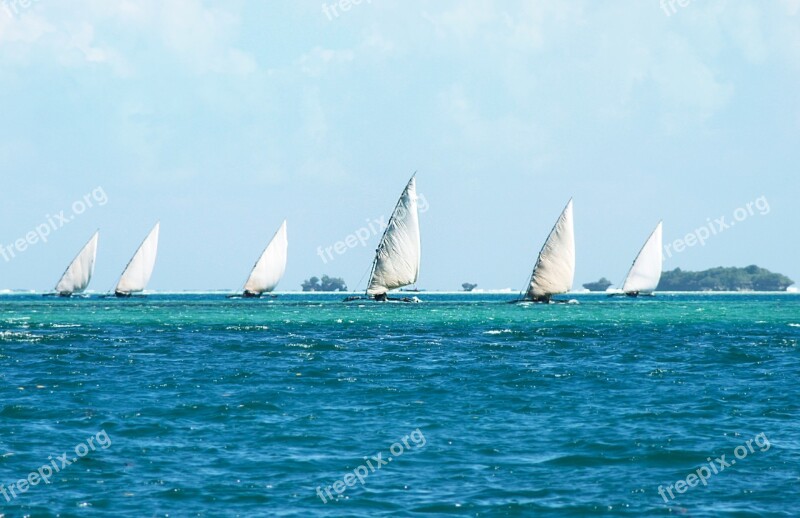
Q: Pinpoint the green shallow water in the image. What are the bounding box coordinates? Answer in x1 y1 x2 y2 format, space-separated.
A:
0 293 798 516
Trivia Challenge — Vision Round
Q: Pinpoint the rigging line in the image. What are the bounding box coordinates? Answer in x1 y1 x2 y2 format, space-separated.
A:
353 263 372 294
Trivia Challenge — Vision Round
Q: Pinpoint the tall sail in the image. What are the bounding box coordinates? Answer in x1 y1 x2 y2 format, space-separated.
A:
115 222 160 295
54 231 99 295
243 220 288 295
621 221 663 295
526 199 575 300
366 176 421 297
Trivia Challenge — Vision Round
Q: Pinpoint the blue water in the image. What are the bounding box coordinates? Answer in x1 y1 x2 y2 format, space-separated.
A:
1 293 798 516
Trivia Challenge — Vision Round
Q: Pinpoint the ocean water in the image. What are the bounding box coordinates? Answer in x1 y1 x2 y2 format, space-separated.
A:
1 293 798 517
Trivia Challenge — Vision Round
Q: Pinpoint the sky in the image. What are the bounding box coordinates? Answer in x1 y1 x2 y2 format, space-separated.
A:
0 0 798 292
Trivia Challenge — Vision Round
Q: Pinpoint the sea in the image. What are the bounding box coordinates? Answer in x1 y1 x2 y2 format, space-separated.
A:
0 293 798 517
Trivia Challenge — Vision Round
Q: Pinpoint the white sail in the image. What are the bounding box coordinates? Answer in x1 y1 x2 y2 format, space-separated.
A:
243 220 288 295
526 199 575 300
366 176 421 296
55 231 99 295
115 222 160 295
622 221 663 294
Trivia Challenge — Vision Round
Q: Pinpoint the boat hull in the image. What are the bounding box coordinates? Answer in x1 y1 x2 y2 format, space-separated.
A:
343 295 421 303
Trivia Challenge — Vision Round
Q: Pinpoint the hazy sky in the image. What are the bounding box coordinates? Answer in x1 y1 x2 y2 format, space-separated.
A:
1 0 798 292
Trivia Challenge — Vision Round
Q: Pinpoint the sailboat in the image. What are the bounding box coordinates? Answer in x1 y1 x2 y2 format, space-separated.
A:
240 220 288 298
349 175 421 302
519 199 575 303
114 222 160 297
52 231 99 297
612 221 663 297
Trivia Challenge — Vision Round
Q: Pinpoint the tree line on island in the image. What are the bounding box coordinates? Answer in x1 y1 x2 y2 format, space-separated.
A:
301 275 347 292
304 266 793 293
583 265 793 292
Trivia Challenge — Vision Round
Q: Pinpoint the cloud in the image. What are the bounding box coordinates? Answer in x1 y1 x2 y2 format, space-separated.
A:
438 83 549 169
0 9 52 44
423 0 585 52
297 46 354 77
423 0 498 42
0 0 256 76
154 0 257 75
362 28 396 56
722 3 769 63
648 35 735 129
782 0 800 15
58 22 131 74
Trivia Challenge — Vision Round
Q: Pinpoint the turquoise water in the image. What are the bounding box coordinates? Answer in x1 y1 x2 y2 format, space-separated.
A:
1 293 798 516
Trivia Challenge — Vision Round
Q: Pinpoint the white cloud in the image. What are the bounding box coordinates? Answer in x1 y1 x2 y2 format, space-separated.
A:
423 0 498 42
649 35 735 129
722 3 769 63
439 83 550 169
57 22 131 74
362 28 396 56
154 0 256 75
0 0 256 76
297 46 354 77
0 10 52 44
782 0 800 15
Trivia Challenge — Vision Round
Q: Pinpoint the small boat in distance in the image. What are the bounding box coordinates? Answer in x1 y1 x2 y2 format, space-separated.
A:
114 222 160 297
347 175 421 302
51 231 99 297
610 221 663 297
518 199 575 303
240 220 288 298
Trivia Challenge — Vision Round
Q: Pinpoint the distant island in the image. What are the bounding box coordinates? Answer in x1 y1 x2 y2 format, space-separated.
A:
658 266 794 292
462 283 478 292
583 277 612 291
301 275 348 292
